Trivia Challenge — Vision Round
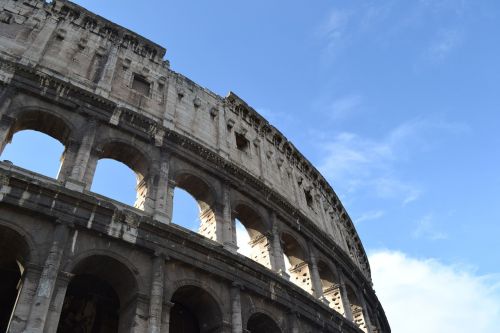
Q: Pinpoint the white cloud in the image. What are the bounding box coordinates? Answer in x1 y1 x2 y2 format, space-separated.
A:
327 94 363 120
318 118 467 204
355 210 385 224
426 29 463 63
413 214 448 240
370 250 500 333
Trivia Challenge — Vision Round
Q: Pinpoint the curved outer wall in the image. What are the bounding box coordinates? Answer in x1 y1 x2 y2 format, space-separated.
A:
0 1 390 332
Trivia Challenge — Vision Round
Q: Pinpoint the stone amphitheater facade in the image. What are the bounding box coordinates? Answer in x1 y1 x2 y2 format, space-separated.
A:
0 1 390 332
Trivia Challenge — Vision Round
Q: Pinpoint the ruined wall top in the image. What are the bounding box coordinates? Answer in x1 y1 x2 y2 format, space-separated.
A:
0 0 371 280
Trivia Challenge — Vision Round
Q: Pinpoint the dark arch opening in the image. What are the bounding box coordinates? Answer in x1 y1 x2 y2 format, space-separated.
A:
232 204 272 268
57 255 138 333
170 285 223 333
247 312 281 333
57 275 120 333
0 226 30 332
173 174 216 240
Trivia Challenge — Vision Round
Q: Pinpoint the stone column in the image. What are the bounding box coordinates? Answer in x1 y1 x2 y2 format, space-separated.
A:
8 264 42 333
65 120 97 191
308 251 327 303
287 311 300 333
96 45 119 97
338 270 354 322
160 301 174 333
153 151 171 224
269 212 288 278
56 139 79 183
222 181 237 252
0 114 14 156
43 271 73 333
230 283 243 333
23 222 70 333
21 16 58 66
358 293 374 333
148 254 165 333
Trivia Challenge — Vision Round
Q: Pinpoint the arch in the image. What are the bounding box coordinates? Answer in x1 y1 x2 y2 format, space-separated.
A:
1 108 75 179
90 139 152 209
281 232 312 294
316 259 344 315
171 172 218 240
232 202 272 268
58 254 141 333
7 107 75 145
345 283 368 332
169 284 224 333
0 224 31 332
247 312 281 333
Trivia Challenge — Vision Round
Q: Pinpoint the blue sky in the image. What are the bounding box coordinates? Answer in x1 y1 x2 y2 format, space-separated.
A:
3 0 500 331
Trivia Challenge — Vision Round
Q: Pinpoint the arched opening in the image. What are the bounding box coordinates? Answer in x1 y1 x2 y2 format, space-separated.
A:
232 204 272 269
281 233 312 294
0 226 30 332
1 130 66 178
90 142 149 210
1 110 71 179
91 159 137 206
57 275 120 333
173 174 216 241
247 312 281 333
172 187 200 232
317 261 344 315
170 285 223 333
57 255 138 333
346 284 368 332
234 218 252 258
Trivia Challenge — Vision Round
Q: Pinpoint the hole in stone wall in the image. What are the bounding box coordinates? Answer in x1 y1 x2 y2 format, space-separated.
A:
1 130 65 178
172 188 200 232
131 74 150 96
235 132 249 152
91 159 137 206
304 189 313 208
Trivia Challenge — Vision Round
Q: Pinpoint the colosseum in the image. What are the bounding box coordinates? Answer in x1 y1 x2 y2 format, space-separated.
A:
0 1 390 332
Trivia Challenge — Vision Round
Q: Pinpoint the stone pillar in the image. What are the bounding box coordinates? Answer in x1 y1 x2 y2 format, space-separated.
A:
221 181 237 252
160 301 174 333
23 222 70 333
43 271 73 333
148 255 165 333
269 212 288 278
65 120 97 191
56 139 78 183
308 251 327 303
8 264 42 333
230 283 243 333
287 311 300 333
153 152 171 223
81 147 100 191
359 293 374 333
0 114 14 156
96 45 119 97
21 16 58 66
338 270 354 322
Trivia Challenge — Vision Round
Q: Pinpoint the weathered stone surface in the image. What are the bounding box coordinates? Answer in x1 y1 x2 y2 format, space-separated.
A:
0 1 389 332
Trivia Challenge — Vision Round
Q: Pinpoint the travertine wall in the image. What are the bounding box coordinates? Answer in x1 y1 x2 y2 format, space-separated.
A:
0 1 390 332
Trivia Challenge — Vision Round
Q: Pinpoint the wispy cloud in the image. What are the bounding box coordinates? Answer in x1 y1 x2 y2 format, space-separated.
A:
413 214 448 240
355 210 385 224
318 117 467 204
327 94 363 120
426 28 463 63
370 250 500 333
